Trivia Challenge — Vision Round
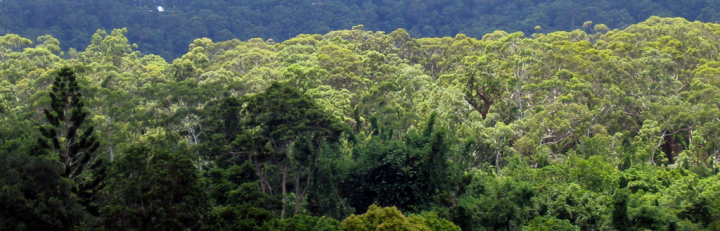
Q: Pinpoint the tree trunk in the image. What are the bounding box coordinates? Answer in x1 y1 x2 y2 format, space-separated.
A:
516 78 523 119
195 150 202 171
294 158 319 216
254 161 266 194
281 163 288 219
295 166 302 216
496 149 502 177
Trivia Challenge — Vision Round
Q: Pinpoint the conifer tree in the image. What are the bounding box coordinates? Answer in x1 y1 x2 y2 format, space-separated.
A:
36 67 105 214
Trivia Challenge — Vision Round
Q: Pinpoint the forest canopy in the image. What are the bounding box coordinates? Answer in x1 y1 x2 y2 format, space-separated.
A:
1 16 720 230
5 0 720 59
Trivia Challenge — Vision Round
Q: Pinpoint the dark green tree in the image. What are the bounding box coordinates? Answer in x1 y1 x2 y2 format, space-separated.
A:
37 68 101 177
238 82 348 218
203 161 282 231
101 145 207 230
0 138 85 231
36 67 106 216
342 113 450 213
204 181 280 231
611 188 630 231
199 96 245 168
451 170 534 231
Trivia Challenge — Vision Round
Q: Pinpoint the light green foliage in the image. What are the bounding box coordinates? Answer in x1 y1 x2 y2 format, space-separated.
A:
340 205 431 231
274 215 341 231
408 212 461 231
523 217 580 231
531 183 608 230
523 216 580 231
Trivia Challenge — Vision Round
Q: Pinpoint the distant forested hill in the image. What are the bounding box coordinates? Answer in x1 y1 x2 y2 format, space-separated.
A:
3 0 720 59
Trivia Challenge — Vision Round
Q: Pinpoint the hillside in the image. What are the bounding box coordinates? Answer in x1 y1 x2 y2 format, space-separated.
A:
5 0 720 59
1 17 720 230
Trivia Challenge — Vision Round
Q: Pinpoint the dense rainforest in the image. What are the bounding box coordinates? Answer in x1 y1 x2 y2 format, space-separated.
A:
2 16 720 230
7 0 720 59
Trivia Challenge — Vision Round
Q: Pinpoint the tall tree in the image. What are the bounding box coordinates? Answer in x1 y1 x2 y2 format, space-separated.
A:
36 67 105 215
463 55 505 120
238 82 347 218
37 68 101 179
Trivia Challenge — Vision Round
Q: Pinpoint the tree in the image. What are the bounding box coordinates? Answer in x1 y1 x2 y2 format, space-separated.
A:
463 55 505 120
204 162 280 231
238 82 347 218
196 96 247 168
524 216 580 231
341 113 451 213
484 122 516 176
0 139 85 231
37 68 101 178
340 205 431 231
36 67 105 216
452 169 534 231
101 145 207 230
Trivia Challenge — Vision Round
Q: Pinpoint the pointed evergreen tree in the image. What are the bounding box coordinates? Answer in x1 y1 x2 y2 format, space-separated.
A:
36 67 106 215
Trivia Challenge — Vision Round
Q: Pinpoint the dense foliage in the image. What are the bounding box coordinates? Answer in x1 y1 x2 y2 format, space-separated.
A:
7 0 720 59
2 16 720 230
